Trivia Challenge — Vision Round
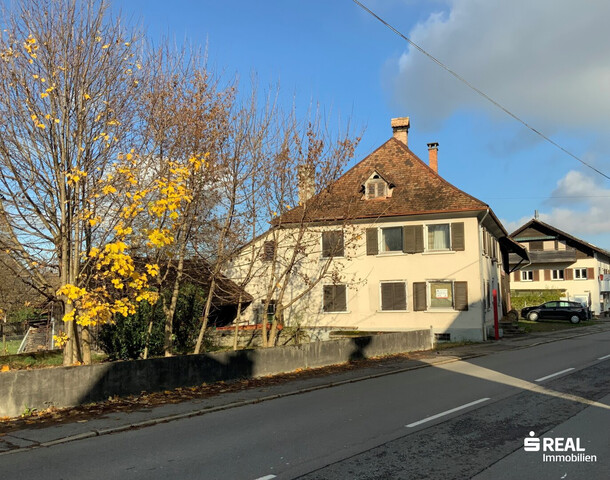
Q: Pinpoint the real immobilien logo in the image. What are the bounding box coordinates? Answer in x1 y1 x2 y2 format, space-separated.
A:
524 431 597 463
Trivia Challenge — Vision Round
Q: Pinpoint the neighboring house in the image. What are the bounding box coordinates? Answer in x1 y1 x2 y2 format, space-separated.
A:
227 117 528 342
509 219 610 315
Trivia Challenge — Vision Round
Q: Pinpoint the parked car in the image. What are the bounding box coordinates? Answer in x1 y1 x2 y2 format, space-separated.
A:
520 301 589 323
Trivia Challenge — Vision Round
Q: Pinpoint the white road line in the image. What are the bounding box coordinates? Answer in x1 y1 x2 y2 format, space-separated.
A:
598 354 610 361
535 368 575 382
406 397 490 428
253 475 276 480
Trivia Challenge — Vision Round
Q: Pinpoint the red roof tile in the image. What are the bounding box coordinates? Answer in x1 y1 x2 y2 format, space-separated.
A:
277 137 488 224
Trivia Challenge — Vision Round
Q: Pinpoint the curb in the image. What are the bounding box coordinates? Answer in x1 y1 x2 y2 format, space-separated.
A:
1 325 607 455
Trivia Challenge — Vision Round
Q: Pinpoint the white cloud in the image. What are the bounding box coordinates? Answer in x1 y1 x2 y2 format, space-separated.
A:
390 0 610 132
503 170 610 237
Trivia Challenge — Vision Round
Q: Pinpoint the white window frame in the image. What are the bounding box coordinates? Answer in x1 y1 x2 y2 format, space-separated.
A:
425 223 451 252
521 271 534 281
427 280 455 310
380 226 403 253
574 268 587 280
379 281 408 312
322 284 348 313
365 179 387 199
551 269 565 281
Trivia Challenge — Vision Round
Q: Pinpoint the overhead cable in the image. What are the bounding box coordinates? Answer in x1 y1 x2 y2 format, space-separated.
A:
351 0 610 181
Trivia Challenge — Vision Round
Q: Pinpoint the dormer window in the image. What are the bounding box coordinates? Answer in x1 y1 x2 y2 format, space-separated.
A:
363 172 392 200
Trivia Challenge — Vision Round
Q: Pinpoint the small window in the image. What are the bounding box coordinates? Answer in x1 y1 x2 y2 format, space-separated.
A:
430 281 453 309
380 282 407 311
521 271 534 281
551 269 564 280
323 285 347 312
381 227 403 252
574 268 587 279
435 333 451 342
322 231 344 258
267 300 276 320
262 241 276 261
365 175 387 199
529 241 544 251
427 224 450 251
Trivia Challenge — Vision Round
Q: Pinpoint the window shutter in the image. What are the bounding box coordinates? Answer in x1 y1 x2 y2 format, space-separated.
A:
263 241 275 261
533 270 540 281
587 267 595 279
530 241 543 251
381 282 407 311
381 283 392 311
514 271 520 282
323 285 347 312
413 282 427 311
451 222 465 251
322 231 344 258
335 285 347 311
565 269 573 280
366 228 378 255
403 225 424 253
544 270 551 281
454 281 468 311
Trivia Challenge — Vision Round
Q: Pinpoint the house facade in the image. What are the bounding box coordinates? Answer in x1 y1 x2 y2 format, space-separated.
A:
510 219 610 314
227 117 527 342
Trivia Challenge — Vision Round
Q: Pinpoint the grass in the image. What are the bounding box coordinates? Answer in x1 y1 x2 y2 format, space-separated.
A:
518 318 602 333
1 339 23 356
0 350 108 370
433 340 482 350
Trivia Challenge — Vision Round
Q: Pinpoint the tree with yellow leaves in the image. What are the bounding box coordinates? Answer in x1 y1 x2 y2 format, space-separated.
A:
0 0 144 364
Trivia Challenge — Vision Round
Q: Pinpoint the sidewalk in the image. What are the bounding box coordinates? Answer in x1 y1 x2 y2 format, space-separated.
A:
2 321 610 456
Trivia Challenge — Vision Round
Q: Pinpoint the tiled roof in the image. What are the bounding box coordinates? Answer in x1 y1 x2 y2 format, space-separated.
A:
277 137 488 224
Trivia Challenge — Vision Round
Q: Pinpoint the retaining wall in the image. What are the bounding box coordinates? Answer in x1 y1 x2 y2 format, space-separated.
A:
0 329 432 418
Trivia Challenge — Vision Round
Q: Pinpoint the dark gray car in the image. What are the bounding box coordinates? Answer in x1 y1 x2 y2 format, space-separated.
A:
521 300 589 323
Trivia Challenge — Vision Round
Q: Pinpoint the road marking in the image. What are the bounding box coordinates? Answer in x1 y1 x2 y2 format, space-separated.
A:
253 476 276 480
598 354 610 361
406 397 490 428
535 368 575 382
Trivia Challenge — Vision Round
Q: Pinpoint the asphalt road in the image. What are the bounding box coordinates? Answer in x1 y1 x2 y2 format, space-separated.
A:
1 330 609 480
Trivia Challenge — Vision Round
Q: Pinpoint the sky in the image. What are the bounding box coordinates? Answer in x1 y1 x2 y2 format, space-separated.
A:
112 0 610 249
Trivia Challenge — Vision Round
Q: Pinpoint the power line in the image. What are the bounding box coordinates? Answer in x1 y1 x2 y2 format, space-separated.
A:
351 0 610 181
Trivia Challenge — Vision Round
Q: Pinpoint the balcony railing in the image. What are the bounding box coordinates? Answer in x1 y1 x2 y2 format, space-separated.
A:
509 249 578 265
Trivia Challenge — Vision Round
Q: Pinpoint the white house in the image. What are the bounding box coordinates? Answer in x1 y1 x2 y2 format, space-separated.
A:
510 219 610 314
227 117 527 342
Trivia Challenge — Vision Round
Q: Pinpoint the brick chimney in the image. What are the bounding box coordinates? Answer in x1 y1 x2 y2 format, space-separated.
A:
427 142 439 174
298 164 315 204
391 117 410 146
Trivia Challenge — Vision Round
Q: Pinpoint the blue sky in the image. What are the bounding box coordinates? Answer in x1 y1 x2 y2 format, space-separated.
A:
113 0 610 249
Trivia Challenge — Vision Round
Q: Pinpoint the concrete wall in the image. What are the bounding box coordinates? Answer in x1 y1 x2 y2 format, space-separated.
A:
0 329 432 418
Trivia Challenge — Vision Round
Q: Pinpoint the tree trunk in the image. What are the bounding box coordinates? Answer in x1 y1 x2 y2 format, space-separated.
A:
232 296 243 351
81 325 92 365
193 277 216 354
